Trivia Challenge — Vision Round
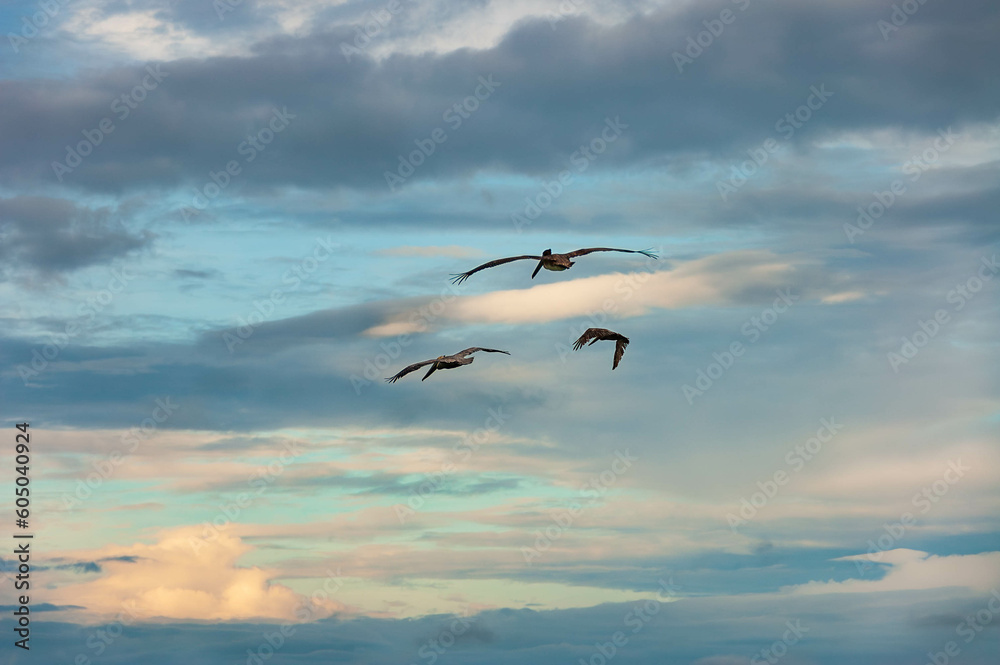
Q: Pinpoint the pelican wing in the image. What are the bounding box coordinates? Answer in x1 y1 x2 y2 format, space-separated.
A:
612 336 629 369
450 255 542 284
573 328 615 350
456 347 511 358
564 247 658 260
385 358 436 383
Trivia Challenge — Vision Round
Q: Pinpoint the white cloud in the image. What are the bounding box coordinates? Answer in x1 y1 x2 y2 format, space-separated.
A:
44 526 345 621
795 550 1000 595
56 0 664 65
364 250 861 336
63 6 240 61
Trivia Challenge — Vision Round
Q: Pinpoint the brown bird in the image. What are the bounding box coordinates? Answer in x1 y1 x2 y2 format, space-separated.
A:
385 347 510 383
572 328 630 369
450 247 657 284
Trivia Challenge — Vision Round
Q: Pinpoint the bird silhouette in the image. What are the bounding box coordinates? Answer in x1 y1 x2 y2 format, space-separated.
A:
572 328 630 369
450 247 657 284
385 347 510 383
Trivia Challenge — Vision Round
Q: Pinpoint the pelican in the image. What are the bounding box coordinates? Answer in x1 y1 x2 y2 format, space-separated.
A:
450 247 657 284
572 328 630 369
385 347 510 383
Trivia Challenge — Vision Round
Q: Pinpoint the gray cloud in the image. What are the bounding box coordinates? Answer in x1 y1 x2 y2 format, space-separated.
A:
174 268 220 279
18 585 1000 665
0 196 152 276
1 0 997 199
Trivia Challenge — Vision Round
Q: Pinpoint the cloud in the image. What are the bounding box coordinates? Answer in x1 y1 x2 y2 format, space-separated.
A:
173 268 219 279
22 571 1000 664
363 250 861 336
2 1 999 196
820 290 867 303
44 527 345 621
1 0 998 656
800 549 1000 595
0 196 152 276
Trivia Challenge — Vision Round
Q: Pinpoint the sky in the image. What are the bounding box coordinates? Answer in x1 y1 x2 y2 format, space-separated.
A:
0 0 998 663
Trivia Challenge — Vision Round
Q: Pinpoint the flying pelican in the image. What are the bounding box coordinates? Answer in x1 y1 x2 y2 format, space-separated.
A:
572 328 630 370
385 347 510 383
450 247 657 284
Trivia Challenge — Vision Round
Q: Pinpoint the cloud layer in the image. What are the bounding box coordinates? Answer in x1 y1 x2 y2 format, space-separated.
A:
1 0 997 663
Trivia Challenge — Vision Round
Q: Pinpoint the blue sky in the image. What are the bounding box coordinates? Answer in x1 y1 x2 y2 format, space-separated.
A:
1 0 999 663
